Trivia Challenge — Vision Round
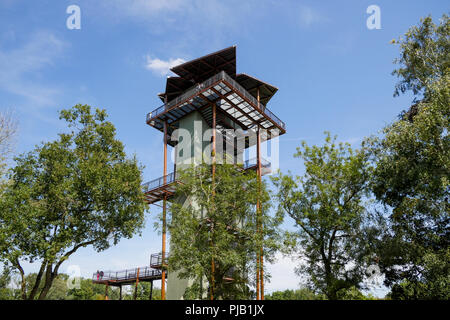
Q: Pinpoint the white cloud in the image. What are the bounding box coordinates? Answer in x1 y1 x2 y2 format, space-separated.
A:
104 0 245 23
96 0 261 48
145 56 186 76
298 5 326 28
266 253 303 293
0 31 66 107
115 0 185 17
95 0 186 26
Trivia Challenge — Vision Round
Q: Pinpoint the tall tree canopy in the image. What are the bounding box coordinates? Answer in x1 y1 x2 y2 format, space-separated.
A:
392 15 449 99
0 110 17 189
370 15 449 299
0 105 147 300
272 133 374 300
167 164 281 300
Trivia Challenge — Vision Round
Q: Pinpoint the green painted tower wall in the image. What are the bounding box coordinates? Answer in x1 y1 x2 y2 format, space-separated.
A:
166 110 210 300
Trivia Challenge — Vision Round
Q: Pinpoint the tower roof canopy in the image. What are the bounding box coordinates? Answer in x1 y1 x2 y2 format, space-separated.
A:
159 77 193 102
170 46 236 84
235 73 278 106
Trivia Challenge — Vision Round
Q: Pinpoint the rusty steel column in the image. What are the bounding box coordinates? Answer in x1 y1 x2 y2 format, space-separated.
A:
212 103 216 179
256 208 260 300
257 127 264 300
210 103 216 300
255 88 261 300
134 267 140 300
105 282 109 300
161 120 168 300
149 280 153 300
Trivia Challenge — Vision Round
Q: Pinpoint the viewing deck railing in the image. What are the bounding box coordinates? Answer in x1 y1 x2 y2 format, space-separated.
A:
150 252 169 269
221 72 285 130
142 157 271 194
142 171 178 193
243 157 271 169
146 71 285 131
92 266 161 283
146 72 225 123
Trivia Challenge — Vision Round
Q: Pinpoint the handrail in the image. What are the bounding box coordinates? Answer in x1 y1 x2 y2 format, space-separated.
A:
142 157 271 193
146 71 285 130
243 157 271 169
221 72 286 130
142 171 178 193
146 72 225 124
92 266 161 282
150 252 169 268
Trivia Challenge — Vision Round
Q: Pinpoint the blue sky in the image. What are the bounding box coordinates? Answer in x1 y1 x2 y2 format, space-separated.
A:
0 0 448 295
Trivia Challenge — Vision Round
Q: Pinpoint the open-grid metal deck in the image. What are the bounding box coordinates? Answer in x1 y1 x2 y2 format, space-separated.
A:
146 70 285 148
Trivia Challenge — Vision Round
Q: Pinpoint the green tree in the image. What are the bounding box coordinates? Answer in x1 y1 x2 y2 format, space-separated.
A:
266 288 324 300
0 267 17 300
23 273 69 300
272 133 374 300
167 164 281 300
0 105 147 300
129 282 161 300
66 276 122 300
336 286 378 300
391 15 449 99
369 15 449 299
67 278 96 300
0 110 17 190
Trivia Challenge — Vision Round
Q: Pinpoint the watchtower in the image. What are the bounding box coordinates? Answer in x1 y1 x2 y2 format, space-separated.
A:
143 46 286 300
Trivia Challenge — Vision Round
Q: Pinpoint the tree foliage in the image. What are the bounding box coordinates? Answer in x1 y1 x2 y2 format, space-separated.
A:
265 287 377 300
67 277 121 300
265 288 325 300
0 105 147 300
0 267 17 300
130 282 161 300
392 14 449 99
272 133 374 300
369 15 449 299
166 163 281 300
0 110 17 189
